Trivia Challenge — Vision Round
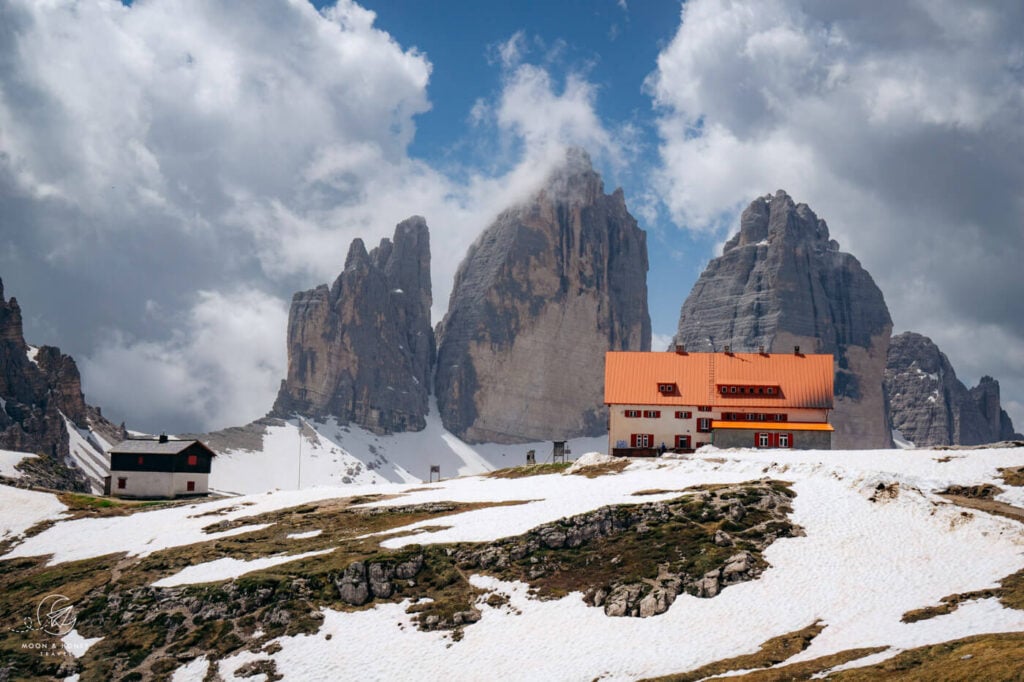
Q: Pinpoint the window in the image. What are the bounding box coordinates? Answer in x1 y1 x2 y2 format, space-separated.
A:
766 387 775 395
643 410 661 418
697 418 712 433
720 386 728 394
658 383 677 395
117 477 126 489
675 410 692 419
187 454 198 466
730 386 737 393
631 433 652 448
624 409 640 418
779 433 791 448
698 405 712 413
186 480 196 492
758 433 770 448
137 456 144 465
675 435 691 449
775 413 788 422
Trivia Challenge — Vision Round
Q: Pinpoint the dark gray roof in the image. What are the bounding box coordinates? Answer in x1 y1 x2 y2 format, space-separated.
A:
109 439 201 455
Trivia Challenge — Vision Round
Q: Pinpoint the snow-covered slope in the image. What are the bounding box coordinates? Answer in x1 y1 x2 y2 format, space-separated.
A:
4 445 1023 681
209 402 606 494
65 416 113 493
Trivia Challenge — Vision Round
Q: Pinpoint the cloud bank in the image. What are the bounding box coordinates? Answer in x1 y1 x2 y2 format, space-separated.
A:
0 1 625 432
649 0 1024 424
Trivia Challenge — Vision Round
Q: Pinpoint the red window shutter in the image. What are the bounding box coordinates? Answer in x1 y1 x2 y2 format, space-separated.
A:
630 433 637 448
789 433 794 448
649 434 655 447
754 432 761 447
188 454 198 466
773 433 780 447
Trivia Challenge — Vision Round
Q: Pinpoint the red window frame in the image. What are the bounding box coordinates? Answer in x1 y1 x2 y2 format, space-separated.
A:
697 405 712 413
675 435 691 449
630 433 653 448
186 480 196 492
697 418 712 433
674 410 692 419
117 477 126 489
624 409 641 418
137 456 144 465
187 454 198 466
642 410 661 418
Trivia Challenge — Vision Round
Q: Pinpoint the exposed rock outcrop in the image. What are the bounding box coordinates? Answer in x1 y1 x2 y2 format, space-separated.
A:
672 191 893 448
884 333 1022 447
272 217 434 433
0 278 125 491
435 148 651 443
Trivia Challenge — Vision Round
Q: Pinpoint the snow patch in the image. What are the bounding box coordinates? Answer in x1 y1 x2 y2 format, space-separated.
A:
286 529 323 540
566 451 616 473
0 448 34 478
891 430 915 449
62 629 102 659
152 549 334 587
26 345 39 365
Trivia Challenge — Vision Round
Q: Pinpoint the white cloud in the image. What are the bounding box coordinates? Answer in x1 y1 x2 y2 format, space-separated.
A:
2 2 627 433
649 0 1024 428
81 289 288 432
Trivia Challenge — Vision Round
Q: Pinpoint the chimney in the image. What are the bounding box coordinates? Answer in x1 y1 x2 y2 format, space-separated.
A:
159 433 169 443
724 345 732 355
758 345 765 355
674 344 686 355
794 345 801 355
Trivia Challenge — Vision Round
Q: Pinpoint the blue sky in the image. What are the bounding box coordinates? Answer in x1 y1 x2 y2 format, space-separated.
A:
2 0 1022 433
348 0 713 345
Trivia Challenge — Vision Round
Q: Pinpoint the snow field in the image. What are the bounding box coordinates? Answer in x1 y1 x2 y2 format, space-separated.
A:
203 449 1022 680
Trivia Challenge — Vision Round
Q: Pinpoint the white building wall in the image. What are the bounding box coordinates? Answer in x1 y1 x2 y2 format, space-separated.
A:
111 470 175 499
608 404 830 453
172 472 209 496
110 471 209 498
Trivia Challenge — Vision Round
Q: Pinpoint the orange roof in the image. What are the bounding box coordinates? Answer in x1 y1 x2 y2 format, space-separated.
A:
711 421 834 431
604 351 834 409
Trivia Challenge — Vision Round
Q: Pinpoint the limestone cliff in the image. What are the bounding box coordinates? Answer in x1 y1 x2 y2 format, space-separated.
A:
272 217 434 433
434 148 651 444
885 332 1022 446
672 191 893 448
0 278 125 490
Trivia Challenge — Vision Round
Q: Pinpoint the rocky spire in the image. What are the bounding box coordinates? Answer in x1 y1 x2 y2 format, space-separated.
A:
272 216 435 433
885 333 1022 445
673 191 893 448
434 147 651 443
0 278 125 490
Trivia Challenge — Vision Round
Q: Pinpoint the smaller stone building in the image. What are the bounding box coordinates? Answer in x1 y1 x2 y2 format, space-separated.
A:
605 347 834 454
107 436 216 498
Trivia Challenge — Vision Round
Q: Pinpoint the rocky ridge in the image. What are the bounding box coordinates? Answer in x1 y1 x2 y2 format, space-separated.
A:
272 217 434 434
886 332 1022 446
0 278 124 491
434 148 651 443
672 190 893 449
